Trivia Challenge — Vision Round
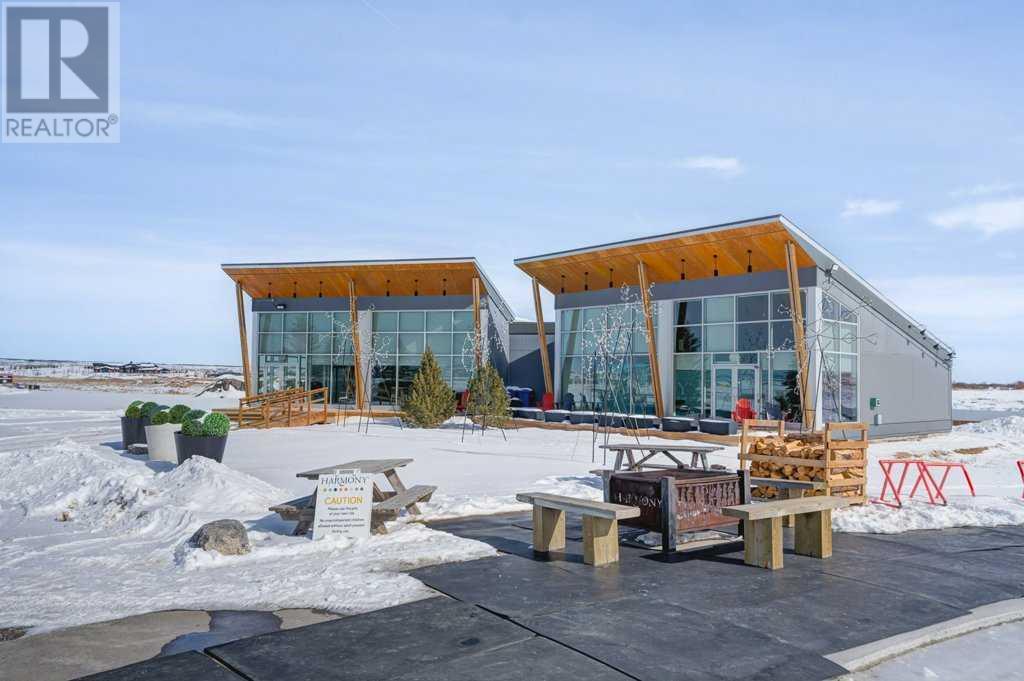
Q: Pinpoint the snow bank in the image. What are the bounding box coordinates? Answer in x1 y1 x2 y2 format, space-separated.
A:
0 439 496 634
835 498 1024 534
953 388 1024 413
956 415 1024 439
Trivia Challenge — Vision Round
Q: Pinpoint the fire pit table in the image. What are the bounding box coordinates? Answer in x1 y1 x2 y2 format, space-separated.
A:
605 468 750 553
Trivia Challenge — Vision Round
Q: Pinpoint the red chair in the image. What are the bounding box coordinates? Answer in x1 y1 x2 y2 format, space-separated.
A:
732 398 756 423
541 392 555 411
457 390 471 413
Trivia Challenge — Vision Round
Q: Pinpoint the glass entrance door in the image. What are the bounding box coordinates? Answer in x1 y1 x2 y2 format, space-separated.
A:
712 365 760 420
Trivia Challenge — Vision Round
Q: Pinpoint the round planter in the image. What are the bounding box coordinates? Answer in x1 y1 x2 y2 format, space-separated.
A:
120 416 147 449
661 416 697 433
144 423 179 463
568 411 596 425
174 432 228 464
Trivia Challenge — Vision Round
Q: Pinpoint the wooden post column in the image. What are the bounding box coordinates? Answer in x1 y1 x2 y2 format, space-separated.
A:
234 282 252 398
531 278 554 398
636 261 664 418
784 241 814 431
348 280 365 410
472 276 482 369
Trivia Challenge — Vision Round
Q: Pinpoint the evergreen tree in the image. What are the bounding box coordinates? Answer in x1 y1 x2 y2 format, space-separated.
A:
466 363 510 429
403 348 456 428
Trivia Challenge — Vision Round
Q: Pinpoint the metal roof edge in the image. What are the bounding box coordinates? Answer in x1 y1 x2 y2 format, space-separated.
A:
776 215 954 361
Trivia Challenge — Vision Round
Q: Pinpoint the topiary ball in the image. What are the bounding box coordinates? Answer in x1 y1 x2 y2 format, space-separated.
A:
181 418 203 437
167 404 190 424
151 410 170 426
185 409 206 421
140 402 160 420
201 412 231 438
125 404 142 419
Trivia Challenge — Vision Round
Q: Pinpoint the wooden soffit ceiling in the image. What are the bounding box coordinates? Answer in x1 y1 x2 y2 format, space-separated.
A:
515 219 816 294
223 260 488 299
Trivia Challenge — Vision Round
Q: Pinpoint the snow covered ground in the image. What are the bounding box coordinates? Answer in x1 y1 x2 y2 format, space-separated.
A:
952 388 1024 414
2 387 1023 635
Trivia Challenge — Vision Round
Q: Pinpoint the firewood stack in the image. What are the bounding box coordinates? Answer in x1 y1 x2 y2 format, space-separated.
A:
740 421 868 504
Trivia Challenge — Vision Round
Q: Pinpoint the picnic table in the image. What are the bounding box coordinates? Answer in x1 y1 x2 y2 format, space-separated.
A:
271 458 436 535
598 442 724 472
874 458 976 508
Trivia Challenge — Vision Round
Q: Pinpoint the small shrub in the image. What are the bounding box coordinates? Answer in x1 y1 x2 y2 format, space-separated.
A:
167 404 190 424
185 409 206 421
125 402 142 418
150 410 170 426
466 363 510 428
140 402 161 420
201 412 231 437
181 418 203 437
403 348 456 428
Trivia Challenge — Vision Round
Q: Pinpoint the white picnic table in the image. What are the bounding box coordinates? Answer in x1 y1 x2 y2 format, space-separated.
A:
598 442 725 472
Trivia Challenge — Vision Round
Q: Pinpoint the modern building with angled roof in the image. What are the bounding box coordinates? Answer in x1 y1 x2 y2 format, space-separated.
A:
222 258 515 409
515 214 953 437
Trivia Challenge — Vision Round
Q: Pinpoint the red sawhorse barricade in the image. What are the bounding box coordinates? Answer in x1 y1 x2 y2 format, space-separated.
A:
873 459 976 508
1018 460 1024 500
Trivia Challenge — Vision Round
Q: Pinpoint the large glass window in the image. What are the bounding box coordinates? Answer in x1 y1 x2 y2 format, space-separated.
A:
254 311 357 405
820 294 859 423
557 304 658 414
672 290 811 423
371 309 476 403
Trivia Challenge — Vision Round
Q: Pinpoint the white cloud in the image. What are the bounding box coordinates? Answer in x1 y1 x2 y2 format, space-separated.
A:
841 199 902 218
929 197 1024 237
950 182 1019 198
677 156 745 178
875 274 1024 381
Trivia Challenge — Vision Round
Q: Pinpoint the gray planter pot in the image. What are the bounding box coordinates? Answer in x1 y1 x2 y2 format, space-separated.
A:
698 418 738 435
120 416 148 449
661 417 697 433
568 411 596 425
543 410 570 423
597 413 625 428
624 415 658 430
174 432 228 464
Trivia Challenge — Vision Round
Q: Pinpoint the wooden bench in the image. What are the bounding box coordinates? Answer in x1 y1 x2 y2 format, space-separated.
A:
516 492 640 566
723 496 851 570
370 485 436 532
749 477 826 527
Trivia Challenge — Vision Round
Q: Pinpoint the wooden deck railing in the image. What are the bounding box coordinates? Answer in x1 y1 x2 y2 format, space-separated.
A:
221 387 330 429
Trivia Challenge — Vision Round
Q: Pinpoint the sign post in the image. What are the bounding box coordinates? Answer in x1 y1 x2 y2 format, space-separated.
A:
312 470 373 541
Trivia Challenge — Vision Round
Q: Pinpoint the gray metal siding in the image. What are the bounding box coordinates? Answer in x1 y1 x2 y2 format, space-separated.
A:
824 282 952 437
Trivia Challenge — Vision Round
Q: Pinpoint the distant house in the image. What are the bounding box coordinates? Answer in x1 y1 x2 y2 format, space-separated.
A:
90 362 167 374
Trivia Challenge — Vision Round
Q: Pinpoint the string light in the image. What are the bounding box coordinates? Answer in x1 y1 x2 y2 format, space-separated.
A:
292 281 297 298
560 275 565 294
266 282 272 299
680 259 686 281
746 250 752 273
713 254 719 277
318 281 323 298
386 279 391 297
584 271 589 291
608 267 614 288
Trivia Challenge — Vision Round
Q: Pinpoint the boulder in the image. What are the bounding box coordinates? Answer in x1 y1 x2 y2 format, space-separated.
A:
189 519 251 556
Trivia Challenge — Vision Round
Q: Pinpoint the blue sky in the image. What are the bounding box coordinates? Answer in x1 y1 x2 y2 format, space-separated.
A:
1 1 1022 381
